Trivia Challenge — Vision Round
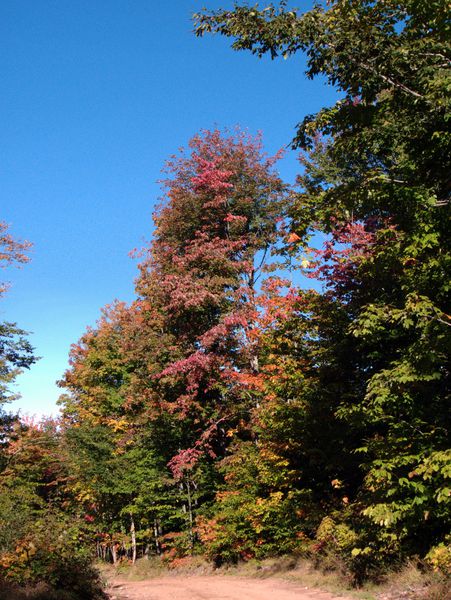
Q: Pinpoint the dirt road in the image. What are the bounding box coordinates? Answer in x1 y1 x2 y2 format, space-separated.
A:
108 575 353 600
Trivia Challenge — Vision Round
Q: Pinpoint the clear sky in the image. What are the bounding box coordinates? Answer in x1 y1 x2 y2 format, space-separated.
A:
1 0 337 417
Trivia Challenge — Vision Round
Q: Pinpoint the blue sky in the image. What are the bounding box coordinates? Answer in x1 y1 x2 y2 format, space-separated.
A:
1 0 337 416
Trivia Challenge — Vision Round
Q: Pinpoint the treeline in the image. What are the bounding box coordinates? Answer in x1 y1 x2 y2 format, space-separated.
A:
0 0 449 593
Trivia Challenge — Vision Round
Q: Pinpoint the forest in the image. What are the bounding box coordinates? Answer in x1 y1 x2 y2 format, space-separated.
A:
0 1 449 598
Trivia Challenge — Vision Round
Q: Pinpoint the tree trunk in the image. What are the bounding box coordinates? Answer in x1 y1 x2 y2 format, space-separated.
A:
186 479 194 552
154 518 161 555
111 543 118 566
130 514 137 564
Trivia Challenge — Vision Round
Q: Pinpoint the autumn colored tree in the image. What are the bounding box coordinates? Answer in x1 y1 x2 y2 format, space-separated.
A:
58 131 286 564
0 417 106 599
135 129 286 420
132 129 288 540
0 222 32 297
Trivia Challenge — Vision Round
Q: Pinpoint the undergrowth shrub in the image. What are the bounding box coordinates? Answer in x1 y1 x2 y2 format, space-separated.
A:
0 510 105 599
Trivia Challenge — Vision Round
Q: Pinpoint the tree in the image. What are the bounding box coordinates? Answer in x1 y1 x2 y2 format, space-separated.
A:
0 322 35 410
59 129 289 559
134 129 287 541
0 416 105 598
0 221 32 299
195 0 450 576
0 223 36 460
59 301 177 563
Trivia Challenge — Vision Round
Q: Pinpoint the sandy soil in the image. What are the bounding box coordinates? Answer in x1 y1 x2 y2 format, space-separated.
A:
107 575 354 600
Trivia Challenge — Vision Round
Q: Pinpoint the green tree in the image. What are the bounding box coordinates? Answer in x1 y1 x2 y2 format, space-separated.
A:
59 301 177 563
195 0 450 576
0 222 36 410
